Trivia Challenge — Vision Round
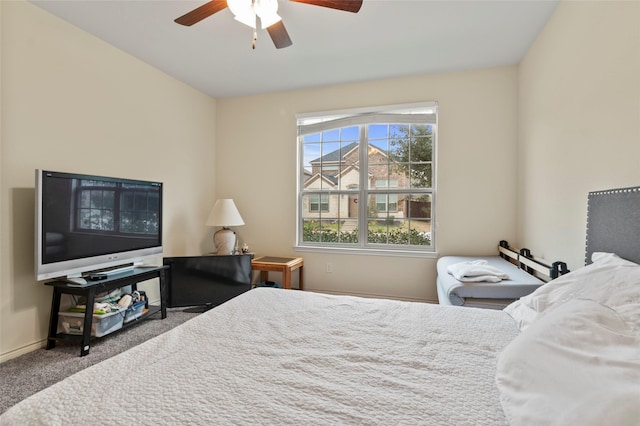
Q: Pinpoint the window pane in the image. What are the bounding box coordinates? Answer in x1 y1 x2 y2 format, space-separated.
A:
387 124 434 190
409 219 432 245
406 194 432 246
302 219 338 243
389 124 409 139
320 194 329 211
319 142 339 189
412 135 433 162
341 126 359 141
389 194 398 211
302 193 330 214
368 124 388 140
406 194 432 219
368 124 420 190
303 133 320 143
303 138 361 191
298 103 436 251
322 129 340 142
410 163 432 189
365 193 431 247
337 219 358 243
338 142 359 190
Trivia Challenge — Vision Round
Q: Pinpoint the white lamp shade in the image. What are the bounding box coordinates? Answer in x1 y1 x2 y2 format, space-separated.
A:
206 199 245 227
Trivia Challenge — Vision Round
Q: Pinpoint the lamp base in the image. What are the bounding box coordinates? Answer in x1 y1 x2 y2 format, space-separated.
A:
213 228 236 255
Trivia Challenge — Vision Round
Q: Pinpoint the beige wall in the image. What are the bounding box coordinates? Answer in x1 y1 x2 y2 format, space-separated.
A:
0 2 217 361
217 66 519 302
517 0 640 270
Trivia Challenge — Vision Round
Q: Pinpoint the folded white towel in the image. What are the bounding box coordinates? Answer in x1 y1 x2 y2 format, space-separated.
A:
447 260 509 282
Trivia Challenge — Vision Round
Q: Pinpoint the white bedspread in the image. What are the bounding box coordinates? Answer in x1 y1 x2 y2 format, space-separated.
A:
1 289 518 425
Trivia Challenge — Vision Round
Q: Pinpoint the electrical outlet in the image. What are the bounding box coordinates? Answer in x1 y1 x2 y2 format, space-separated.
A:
326 262 333 273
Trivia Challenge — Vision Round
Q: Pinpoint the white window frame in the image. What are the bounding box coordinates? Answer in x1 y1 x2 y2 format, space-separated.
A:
296 102 438 257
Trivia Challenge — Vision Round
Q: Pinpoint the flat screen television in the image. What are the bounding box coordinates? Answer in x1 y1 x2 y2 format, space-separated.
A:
35 169 163 281
164 255 252 312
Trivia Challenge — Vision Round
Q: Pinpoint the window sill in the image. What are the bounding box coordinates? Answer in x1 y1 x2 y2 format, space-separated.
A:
294 245 438 259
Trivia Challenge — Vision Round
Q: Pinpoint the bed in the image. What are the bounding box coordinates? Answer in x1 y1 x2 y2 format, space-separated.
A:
2 186 639 425
436 241 569 309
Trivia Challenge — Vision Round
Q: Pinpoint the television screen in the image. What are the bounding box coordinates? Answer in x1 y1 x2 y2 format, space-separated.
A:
164 255 252 310
35 169 163 281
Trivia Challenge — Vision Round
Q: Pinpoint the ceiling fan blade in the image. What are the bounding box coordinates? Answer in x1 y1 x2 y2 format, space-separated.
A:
290 0 363 13
175 0 228 26
267 21 293 49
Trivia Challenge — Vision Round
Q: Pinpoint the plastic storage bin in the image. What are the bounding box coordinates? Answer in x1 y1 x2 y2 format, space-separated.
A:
124 301 146 323
59 309 125 337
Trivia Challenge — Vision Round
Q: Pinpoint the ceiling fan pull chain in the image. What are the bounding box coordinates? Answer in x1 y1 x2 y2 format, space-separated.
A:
252 1 257 50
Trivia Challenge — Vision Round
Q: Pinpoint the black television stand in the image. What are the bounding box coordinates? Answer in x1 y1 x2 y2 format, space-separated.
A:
45 266 168 356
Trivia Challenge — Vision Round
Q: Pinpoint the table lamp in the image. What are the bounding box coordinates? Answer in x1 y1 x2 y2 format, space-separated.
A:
206 199 245 255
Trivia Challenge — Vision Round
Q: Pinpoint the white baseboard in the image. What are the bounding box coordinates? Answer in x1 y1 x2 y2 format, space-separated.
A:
0 339 47 364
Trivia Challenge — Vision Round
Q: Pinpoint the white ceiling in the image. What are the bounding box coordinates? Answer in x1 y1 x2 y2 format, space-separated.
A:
31 0 559 99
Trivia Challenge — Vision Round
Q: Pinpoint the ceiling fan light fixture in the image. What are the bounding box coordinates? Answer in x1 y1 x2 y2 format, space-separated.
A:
233 14 257 28
227 0 281 30
227 0 256 28
254 0 281 29
174 0 362 49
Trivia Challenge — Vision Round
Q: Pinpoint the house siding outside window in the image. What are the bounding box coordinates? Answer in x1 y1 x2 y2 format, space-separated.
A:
297 102 437 254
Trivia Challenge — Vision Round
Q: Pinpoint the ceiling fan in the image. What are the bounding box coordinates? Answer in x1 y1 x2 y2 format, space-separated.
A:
174 0 363 49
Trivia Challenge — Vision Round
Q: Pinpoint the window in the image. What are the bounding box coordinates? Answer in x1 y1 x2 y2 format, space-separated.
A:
376 194 398 212
297 102 437 253
309 194 329 212
76 180 160 235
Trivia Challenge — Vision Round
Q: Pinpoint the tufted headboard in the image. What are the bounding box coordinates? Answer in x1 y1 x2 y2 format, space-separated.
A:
585 186 640 265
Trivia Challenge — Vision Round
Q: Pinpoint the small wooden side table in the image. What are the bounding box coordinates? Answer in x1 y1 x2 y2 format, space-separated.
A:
251 256 304 290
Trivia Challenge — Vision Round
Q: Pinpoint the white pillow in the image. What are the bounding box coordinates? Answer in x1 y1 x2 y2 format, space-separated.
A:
496 299 640 426
504 252 640 331
557 388 640 426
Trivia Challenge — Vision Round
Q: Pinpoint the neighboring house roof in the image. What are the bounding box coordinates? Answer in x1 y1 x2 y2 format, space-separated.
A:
310 142 391 166
304 164 370 189
336 164 358 178
304 173 338 188
322 174 338 185
310 142 358 164
306 142 389 188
